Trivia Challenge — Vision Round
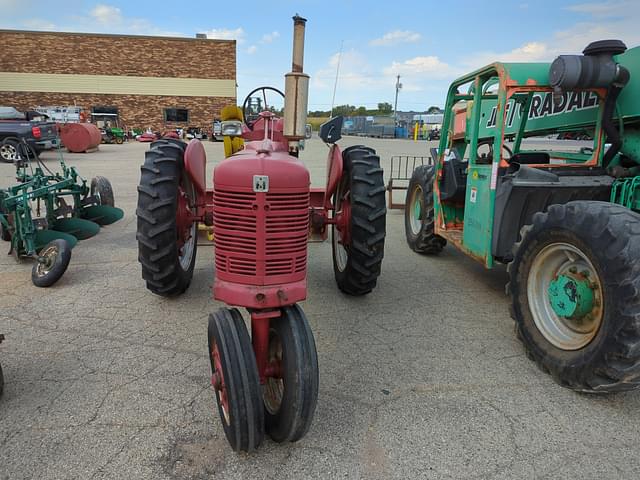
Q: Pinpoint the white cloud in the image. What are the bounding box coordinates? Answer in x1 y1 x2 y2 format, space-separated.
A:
565 1 631 17
313 49 384 91
261 31 280 43
370 30 421 46
463 42 549 69
21 4 184 36
90 4 122 25
384 56 456 78
246 45 257 54
205 27 245 44
22 18 56 30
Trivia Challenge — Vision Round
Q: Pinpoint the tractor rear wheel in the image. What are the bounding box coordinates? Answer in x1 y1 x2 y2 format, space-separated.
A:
263 304 318 443
31 239 72 287
405 165 446 254
208 308 264 452
332 146 386 295
91 176 115 207
508 201 640 392
136 140 197 296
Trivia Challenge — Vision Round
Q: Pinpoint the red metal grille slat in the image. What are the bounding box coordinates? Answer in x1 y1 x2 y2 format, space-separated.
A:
214 188 309 283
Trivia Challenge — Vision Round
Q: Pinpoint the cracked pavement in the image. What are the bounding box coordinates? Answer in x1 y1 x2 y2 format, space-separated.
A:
1 137 640 479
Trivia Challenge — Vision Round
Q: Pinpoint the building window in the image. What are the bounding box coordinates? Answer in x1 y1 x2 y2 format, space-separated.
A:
164 108 189 123
92 106 119 115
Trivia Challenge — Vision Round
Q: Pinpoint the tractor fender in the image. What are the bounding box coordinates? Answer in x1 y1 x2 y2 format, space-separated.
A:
323 144 343 210
184 139 207 196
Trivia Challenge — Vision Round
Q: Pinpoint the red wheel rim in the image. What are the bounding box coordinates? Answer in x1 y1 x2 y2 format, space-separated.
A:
176 183 193 248
210 340 230 425
263 329 284 415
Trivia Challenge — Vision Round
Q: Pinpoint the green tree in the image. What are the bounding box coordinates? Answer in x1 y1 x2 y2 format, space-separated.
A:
333 104 356 116
377 102 393 114
356 106 367 115
427 106 442 114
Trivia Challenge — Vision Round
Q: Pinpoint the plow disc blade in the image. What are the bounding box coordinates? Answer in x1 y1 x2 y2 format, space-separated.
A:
82 205 124 226
53 218 100 240
34 229 78 251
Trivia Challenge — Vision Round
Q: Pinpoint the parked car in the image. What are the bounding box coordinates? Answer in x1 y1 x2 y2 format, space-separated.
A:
0 107 58 162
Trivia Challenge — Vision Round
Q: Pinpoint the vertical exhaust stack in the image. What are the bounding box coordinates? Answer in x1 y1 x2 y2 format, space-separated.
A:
284 15 310 154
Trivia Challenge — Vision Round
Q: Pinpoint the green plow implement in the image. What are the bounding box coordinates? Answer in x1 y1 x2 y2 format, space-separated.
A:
0 140 123 287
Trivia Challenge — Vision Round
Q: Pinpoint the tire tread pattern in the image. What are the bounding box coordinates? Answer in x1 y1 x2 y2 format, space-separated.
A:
508 200 640 392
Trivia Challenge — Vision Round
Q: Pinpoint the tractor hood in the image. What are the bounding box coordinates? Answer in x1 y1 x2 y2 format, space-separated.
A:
213 147 309 192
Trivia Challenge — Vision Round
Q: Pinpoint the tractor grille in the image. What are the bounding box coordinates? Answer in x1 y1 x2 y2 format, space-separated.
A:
213 188 309 283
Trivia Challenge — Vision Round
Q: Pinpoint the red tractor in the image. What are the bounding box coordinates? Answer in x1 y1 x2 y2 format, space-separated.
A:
136 16 386 451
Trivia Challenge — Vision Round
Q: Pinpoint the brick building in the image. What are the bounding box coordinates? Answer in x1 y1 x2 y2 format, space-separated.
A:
0 30 236 131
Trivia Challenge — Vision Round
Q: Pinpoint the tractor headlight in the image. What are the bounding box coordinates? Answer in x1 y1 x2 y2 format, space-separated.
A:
221 120 243 137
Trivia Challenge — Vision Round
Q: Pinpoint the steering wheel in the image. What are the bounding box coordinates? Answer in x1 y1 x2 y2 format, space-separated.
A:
476 141 513 164
241 86 285 130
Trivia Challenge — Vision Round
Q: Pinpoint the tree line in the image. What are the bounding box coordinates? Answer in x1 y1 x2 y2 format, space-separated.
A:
307 103 442 117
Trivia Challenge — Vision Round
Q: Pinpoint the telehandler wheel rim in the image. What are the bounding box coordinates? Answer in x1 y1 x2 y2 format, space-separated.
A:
408 184 423 235
263 329 284 415
527 242 603 350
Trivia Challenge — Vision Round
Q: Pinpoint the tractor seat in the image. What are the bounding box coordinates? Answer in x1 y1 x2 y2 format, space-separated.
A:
440 154 468 202
508 152 550 165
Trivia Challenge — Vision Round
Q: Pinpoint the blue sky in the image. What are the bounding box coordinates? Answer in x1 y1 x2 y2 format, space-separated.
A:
3 0 640 111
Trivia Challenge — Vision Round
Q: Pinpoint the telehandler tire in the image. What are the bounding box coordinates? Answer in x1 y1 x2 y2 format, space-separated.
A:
332 146 386 295
405 165 446 254
208 308 264 452
263 304 318 443
136 140 197 296
508 201 640 392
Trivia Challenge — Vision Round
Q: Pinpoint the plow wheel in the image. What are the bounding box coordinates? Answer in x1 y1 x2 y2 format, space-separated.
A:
208 308 264 452
509 201 640 392
91 176 115 207
137 140 197 296
0 201 11 241
332 146 386 295
31 239 72 287
405 165 446 254
84 176 124 226
263 304 318 443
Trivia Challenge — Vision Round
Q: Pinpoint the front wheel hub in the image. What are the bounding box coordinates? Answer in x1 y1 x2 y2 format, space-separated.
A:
548 273 595 320
528 242 603 350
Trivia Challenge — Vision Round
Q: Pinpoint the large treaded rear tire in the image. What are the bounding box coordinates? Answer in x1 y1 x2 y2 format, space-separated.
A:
332 146 386 295
136 140 196 296
405 165 446 254
508 201 640 392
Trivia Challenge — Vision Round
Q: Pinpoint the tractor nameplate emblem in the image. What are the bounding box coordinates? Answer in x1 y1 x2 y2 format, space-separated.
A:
253 175 269 192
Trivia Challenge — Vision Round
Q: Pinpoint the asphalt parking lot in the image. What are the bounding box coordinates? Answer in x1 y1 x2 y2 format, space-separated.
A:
2 136 640 480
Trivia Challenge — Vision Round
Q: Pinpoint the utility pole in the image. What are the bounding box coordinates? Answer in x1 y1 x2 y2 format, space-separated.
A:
393 75 402 123
330 40 344 118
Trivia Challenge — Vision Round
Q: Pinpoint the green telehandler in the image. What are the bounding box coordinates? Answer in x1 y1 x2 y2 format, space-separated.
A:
406 40 640 393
